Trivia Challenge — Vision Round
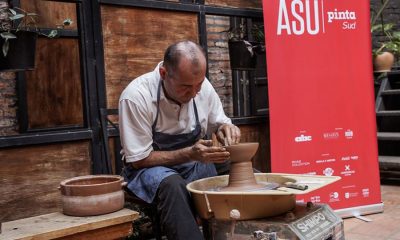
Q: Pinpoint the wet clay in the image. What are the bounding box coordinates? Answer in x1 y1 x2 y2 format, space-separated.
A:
221 142 266 191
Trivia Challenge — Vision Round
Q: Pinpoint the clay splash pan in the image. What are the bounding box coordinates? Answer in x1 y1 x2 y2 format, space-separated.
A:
186 173 340 220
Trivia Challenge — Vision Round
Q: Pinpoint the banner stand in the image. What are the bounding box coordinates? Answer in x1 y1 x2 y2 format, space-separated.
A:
263 0 383 215
335 202 384 219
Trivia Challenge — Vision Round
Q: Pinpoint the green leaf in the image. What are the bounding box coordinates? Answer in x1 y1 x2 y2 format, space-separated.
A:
0 32 17 40
9 8 16 15
371 24 383 33
9 14 25 21
393 31 400 39
63 18 73 26
2 40 9 57
47 30 58 38
383 23 394 32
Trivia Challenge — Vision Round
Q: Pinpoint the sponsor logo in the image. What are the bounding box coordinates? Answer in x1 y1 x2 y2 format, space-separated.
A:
310 195 321 203
362 188 370 197
277 0 322 35
276 0 358 36
323 167 334 176
296 212 327 233
351 155 359 160
327 9 356 23
323 132 339 140
341 155 359 161
316 158 335 164
344 192 358 199
329 191 340 202
345 129 354 139
295 134 312 142
305 171 317 175
292 160 311 167
342 185 356 189
340 164 355 176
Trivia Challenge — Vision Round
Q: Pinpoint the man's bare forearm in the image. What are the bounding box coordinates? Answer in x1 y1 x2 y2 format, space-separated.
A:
132 147 193 169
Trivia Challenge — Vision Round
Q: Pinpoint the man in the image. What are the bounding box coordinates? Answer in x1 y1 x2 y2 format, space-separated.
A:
119 40 240 239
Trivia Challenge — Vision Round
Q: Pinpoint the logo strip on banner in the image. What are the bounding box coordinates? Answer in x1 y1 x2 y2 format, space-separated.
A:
262 0 383 217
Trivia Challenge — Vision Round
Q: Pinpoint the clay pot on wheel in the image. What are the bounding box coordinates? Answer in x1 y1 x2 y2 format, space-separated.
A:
222 142 264 191
373 52 395 72
59 175 125 216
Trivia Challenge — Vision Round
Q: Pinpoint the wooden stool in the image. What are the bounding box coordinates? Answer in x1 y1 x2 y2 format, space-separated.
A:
0 208 138 240
124 188 163 240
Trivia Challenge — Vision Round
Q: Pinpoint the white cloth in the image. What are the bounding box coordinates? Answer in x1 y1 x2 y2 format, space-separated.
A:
119 62 232 163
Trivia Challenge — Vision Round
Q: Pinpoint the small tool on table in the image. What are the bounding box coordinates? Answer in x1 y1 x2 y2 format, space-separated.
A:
284 182 308 191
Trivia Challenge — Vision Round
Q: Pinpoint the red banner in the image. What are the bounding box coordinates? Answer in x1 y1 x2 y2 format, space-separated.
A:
263 0 382 212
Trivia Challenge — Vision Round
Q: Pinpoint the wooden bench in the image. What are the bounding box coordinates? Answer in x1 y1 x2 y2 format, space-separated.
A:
0 208 139 240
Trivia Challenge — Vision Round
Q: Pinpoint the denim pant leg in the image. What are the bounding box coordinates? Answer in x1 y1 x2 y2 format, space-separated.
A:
156 174 203 240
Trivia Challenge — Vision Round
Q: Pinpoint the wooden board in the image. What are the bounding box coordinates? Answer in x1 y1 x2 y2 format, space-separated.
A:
0 209 139 240
0 141 91 222
20 0 77 30
56 222 132 240
25 38 83 129
205 0 262 9
101 5 198 109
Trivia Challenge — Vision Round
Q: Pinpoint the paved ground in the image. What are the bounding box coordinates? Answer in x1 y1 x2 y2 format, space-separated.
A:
344 183 400 240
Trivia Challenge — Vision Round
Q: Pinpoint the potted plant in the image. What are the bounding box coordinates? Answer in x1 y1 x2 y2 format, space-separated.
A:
370 0 400 72
0 2 72 72
226 22 265 70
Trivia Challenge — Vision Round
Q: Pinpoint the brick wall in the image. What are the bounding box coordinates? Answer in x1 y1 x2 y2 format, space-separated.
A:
0 72 18 136
206 15 233 116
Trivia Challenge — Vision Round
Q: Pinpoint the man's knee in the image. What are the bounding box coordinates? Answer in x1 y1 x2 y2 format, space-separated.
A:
158 174 187 197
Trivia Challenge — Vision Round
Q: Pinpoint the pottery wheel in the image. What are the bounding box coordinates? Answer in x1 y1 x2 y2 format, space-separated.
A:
219 142 274 192
211 181 280 192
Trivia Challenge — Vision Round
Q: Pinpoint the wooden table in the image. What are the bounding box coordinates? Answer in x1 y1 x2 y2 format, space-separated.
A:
0 208 139 240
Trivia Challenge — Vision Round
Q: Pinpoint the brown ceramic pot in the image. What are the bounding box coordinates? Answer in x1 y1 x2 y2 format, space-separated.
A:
222 142 264 191
373 52 395 72
59 175 125 216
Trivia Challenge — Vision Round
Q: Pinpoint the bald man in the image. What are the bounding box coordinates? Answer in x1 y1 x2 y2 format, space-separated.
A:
119 40 240 239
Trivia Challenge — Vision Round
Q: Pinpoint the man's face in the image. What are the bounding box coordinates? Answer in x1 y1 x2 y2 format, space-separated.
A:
160 57 206 104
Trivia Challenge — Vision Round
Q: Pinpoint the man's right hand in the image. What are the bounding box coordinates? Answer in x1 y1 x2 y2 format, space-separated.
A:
190 139 230 163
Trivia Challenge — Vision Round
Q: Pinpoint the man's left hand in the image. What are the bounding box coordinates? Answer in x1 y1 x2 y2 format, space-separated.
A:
216 123 241 146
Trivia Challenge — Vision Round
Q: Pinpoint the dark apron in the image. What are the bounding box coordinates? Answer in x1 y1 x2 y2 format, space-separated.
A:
123 80 217 203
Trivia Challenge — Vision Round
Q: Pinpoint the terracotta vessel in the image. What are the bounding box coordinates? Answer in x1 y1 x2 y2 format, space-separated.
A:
373 52 395 72
222 142 264 191
59 175 125 216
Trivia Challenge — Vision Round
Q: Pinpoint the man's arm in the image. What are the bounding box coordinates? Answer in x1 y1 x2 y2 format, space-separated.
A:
132 139 230 169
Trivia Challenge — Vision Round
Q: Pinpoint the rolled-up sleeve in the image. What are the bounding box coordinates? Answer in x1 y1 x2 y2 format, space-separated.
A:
119 98 153 163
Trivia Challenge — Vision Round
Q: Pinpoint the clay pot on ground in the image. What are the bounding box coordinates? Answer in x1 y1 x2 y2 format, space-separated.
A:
59 175 125 216
373 52 395 72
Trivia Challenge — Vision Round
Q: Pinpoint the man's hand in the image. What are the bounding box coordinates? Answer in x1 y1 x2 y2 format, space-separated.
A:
190 139 230 163
216 123 241 146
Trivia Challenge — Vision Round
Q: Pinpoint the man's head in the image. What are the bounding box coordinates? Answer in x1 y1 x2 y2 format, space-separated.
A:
159 40 207 104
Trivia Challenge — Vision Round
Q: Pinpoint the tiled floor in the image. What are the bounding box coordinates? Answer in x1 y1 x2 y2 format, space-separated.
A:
344 183 400 240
